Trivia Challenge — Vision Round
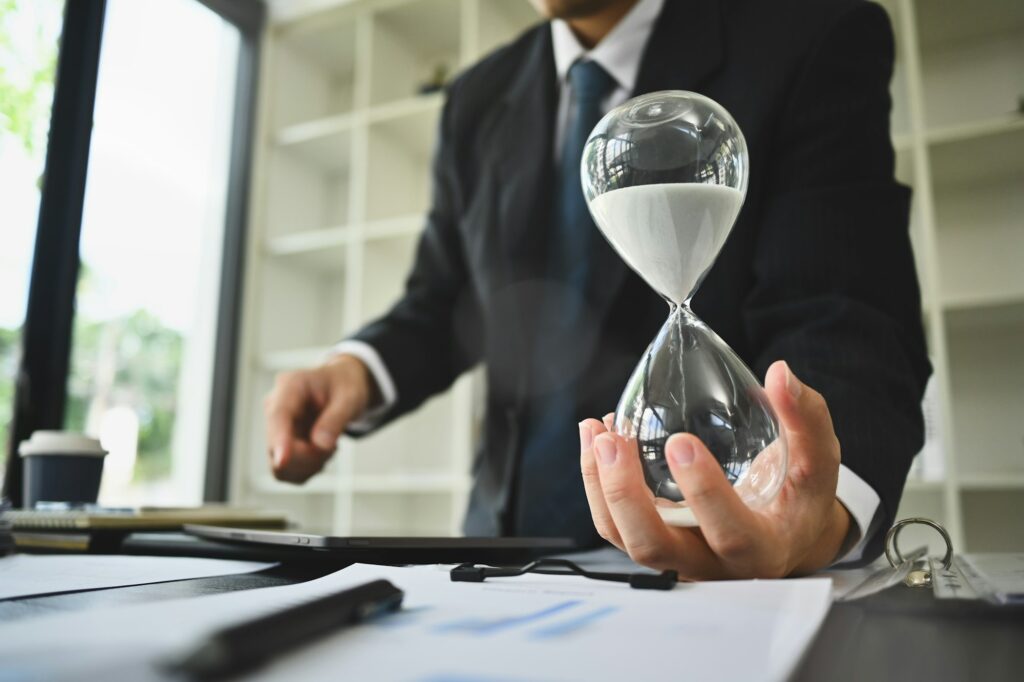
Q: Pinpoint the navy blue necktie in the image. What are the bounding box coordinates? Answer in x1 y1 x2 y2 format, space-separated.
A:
515 60 617 543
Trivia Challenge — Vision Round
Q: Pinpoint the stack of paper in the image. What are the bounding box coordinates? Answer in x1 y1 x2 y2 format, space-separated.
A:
0 555 274 601
0 561 832 681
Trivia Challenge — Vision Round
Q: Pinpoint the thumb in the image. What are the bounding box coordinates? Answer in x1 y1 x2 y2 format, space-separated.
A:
764 360 840 481
310 393 359 451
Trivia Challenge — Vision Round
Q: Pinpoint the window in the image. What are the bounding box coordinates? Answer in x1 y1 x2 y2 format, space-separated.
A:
0 0 64 480
62 0 242 505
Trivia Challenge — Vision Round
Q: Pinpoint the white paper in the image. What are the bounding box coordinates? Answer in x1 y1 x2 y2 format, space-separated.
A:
822 560 913 601
0 555 274 601
958 553 1024 605
0 562 832 682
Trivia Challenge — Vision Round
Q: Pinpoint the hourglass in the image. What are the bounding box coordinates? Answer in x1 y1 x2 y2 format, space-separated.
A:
582 91 787 527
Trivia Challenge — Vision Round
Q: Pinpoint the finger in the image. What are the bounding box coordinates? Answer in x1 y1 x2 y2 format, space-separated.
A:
593 432 679 568
265 376 310 467
272 441 329 484
764 361 841 488
310 391 360 451
579 419 622 549
765 361 837 456
665 433 762 562
602 413 615 432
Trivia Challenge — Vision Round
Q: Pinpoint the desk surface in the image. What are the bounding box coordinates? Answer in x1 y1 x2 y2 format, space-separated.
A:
2 561 1022 681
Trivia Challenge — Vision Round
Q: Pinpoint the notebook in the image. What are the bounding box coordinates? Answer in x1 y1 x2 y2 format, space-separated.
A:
4 505 288 532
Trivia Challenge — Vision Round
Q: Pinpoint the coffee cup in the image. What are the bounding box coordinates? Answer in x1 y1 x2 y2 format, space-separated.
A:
19 431 108 509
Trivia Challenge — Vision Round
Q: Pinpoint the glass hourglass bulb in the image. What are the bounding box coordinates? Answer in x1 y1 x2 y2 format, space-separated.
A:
581 91 787 526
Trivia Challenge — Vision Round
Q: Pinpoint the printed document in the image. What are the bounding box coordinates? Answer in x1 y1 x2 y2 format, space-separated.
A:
0 554 274 601
0 562 832 681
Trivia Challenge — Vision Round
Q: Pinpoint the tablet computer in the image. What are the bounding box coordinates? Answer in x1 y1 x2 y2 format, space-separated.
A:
184 525 576 564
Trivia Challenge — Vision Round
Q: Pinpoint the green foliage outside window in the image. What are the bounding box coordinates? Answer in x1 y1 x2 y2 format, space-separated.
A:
2 0 184 484
0 0 61 467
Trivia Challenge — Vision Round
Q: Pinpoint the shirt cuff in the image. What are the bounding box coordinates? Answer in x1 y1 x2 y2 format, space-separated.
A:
328 340 398 434
832 463 882 565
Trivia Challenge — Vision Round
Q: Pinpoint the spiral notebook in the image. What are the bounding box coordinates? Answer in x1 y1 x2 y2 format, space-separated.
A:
4 505 288 532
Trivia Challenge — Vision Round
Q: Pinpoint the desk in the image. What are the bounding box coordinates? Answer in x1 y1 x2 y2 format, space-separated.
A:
2 562 1022 681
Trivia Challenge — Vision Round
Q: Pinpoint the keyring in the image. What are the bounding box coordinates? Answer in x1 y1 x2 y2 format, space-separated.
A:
885 517 953 570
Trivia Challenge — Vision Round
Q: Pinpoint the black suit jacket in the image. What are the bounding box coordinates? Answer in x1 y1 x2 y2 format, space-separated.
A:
352 0 931 562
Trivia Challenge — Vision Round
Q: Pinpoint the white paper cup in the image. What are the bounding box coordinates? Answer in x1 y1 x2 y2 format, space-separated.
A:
19 431 108 509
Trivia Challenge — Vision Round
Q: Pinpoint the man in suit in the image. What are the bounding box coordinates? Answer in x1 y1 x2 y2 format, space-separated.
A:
264 0 930 578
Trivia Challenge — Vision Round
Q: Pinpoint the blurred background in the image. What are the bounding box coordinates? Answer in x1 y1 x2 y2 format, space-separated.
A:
0 0 1021 550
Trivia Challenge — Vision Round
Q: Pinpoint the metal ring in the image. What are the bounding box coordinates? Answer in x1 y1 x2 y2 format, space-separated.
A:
885 517 953 570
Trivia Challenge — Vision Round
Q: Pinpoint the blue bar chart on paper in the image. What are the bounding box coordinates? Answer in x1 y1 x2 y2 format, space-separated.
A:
371 599 621 641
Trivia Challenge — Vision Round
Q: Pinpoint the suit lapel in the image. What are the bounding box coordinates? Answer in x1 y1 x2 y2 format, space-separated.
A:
632 0 724 98
492 30 558 279
481 30 558 406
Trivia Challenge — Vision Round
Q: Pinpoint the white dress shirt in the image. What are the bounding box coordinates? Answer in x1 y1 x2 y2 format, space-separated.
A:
333 0 880 564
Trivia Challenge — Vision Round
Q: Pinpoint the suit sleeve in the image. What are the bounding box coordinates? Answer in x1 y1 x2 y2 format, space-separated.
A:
348 84 482 430
743 1 932 563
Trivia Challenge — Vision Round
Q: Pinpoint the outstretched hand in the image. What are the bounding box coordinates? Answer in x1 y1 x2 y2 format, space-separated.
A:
264 355 377 483
579 360 851 580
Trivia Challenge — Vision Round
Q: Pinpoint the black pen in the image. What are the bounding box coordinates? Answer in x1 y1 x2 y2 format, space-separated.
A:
164 578 403 680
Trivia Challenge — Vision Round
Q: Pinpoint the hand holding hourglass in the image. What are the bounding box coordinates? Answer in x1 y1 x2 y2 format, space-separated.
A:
580 360 851 579
578 92 851 578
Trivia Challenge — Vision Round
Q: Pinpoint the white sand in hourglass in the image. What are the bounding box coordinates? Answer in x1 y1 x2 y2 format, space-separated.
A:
589 183 743 304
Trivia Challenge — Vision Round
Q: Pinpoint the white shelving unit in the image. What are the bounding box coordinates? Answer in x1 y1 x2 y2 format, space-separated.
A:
881 0 1024 553
230 0 538 536
232 0 1024 549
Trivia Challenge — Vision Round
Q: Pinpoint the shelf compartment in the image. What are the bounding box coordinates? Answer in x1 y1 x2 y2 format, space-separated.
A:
264 145 352 239
364 102 439 221
906 190 930 306
349 490 460 536
256 258 347 354
366 91 443 124
902 479 946 493
958 474 1024 490
925 114 1024 147
349 390 458 478
275 112 358 150
915 0 1024 130
933 200 1024 309
259 346 329 372
369 0 462 107
235 489 336 536
340 473 470 493
270 10 359 128
360 232 419 324
946 312 1024 480
908 375 947 480
928 119 1024 189
931 127 1024 308
895 485 950 556
364 214 424 240
265 226 354 272
961 489 1024 552
275 124 353 173
944 298 1024 328
894 142 915 185
248 473 339 495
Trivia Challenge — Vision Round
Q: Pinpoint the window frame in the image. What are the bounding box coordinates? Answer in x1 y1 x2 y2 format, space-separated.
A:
2 0 265 507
